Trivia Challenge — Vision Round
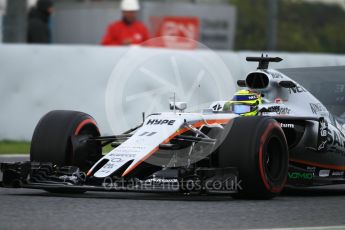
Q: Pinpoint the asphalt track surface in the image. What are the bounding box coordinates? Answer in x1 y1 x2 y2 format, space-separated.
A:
1 155 345 230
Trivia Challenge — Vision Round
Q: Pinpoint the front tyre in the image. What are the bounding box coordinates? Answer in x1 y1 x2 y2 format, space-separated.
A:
219 117 288 199
30 110 102 172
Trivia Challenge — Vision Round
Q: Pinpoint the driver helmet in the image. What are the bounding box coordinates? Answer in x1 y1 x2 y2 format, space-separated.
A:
223 90 262 116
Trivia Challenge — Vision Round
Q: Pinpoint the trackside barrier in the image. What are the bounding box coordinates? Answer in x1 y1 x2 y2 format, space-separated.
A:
1 44 345 140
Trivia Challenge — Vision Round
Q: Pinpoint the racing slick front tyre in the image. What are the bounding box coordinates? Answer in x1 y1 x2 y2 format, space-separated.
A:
30 110 102 172
219 116 288 199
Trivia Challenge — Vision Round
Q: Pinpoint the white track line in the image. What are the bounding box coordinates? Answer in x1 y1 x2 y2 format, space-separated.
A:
0 154 29 158
252 226 345 230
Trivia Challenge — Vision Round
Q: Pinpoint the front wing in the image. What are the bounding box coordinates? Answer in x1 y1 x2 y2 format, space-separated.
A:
0 161 239 194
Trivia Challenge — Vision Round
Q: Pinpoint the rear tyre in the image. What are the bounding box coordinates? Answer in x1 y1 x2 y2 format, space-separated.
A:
30 110 102 193
219 116 288 199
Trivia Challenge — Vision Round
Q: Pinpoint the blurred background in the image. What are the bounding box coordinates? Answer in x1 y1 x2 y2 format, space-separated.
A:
0 0 345 152
1 0 345 51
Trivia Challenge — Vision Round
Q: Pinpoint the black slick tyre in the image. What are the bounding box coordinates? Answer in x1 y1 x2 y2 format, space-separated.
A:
218 116 288 199
30 110 102 194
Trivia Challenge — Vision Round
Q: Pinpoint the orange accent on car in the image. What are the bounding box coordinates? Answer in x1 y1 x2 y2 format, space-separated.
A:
121 118 231 177
86 170 92 177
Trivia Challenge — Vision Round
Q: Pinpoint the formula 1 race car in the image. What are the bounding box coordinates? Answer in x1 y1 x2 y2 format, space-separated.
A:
1 56 345 199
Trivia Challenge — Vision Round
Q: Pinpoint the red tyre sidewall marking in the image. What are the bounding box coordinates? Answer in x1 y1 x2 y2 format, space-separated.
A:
74 119 98 135
258 122 286 193
72 118 98 166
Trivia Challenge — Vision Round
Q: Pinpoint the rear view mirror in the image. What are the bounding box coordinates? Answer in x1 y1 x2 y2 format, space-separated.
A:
237 80 247 87
170 102 187 112
279 81 297 88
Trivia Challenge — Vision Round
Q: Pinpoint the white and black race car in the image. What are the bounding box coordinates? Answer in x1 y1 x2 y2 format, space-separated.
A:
1 56 345 199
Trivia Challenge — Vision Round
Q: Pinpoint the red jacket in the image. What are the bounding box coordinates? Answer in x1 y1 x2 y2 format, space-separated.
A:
101 20 150 46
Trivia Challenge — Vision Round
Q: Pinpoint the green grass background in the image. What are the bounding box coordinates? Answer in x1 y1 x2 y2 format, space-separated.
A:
0 140 113 154
0 140 30 154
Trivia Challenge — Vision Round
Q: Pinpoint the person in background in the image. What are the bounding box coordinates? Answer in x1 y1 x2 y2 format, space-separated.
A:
101 0 149 46
27 0 54 44
0 0 5 43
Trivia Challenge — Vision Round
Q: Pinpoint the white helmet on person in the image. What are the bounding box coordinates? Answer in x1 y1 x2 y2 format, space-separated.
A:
121 0 140 11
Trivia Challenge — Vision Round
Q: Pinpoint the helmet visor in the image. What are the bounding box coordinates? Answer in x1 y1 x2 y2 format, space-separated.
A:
232 104 252 114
